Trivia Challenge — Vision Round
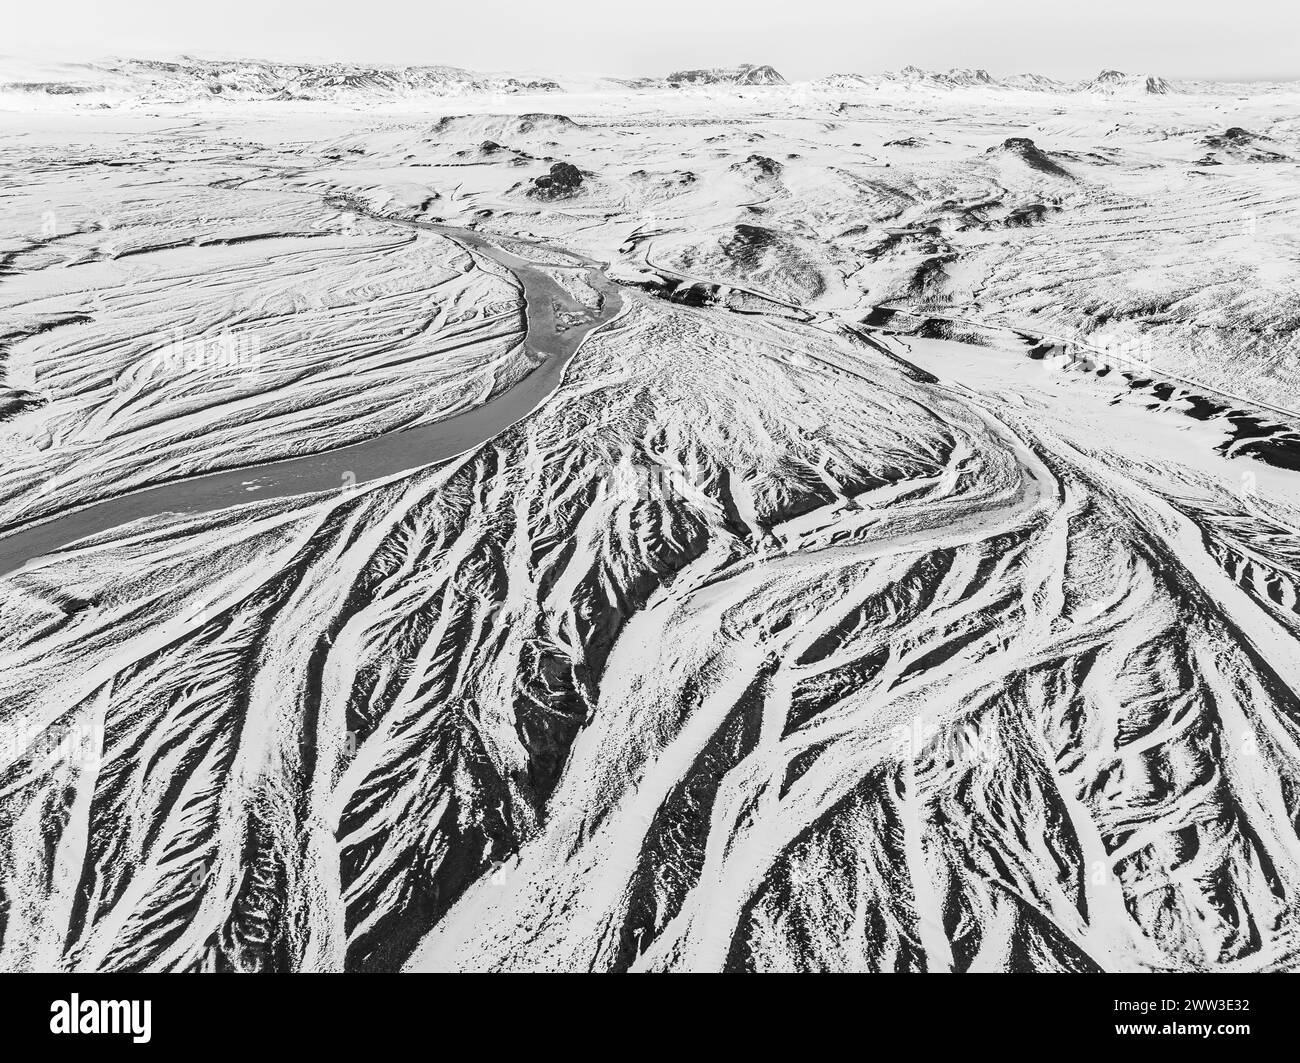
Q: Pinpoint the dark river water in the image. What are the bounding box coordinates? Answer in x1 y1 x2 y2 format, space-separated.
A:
0 220 624 578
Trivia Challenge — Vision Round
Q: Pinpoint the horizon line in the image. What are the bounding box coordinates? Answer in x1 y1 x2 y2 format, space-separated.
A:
4 51 1299 86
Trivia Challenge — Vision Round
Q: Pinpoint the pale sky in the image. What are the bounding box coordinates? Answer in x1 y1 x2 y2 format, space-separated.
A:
8 0 1298 82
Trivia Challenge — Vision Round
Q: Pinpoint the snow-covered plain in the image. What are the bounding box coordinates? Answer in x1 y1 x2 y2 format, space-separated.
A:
1 62 1300 972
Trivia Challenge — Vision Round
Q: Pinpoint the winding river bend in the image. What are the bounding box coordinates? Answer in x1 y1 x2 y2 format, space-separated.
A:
4 206 1293 588
0 219 625 579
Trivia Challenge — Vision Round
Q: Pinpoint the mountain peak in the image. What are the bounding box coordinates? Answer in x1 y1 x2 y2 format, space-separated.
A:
1084 69 1171 93
665 63 786 87
888 66 997 87
670 63 780 87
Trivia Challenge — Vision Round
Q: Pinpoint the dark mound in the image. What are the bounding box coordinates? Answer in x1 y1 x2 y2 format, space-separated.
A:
1201 127 1288 161
429 113 581 139
1005 203 1051 227
515 113 580 134
1204 127 1261 147
731 154 783 178
453 139 522 161
529 162 585 199
725 224 782 257
989 137 1073 178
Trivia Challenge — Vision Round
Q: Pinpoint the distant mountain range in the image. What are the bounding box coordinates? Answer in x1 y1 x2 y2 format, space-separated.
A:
0 56 563 102
0 57 791 102
0 57 1292 104
816 66 1188 95
603 64 788 91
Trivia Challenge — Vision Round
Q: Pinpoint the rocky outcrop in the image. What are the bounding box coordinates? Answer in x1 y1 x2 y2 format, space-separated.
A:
988 137 1074 179
528 162 585 198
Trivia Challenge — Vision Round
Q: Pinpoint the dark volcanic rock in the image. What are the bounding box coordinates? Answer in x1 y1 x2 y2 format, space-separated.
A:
1204 127 1264 148
989 137 1073 178
1201 127 1288 161
530 161 585 198
515 113 579 134
726 224 781 256
732 154 783 178
1005 203 1050 227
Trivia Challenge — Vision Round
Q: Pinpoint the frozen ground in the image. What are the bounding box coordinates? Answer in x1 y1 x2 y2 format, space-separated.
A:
1 66 1300 972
